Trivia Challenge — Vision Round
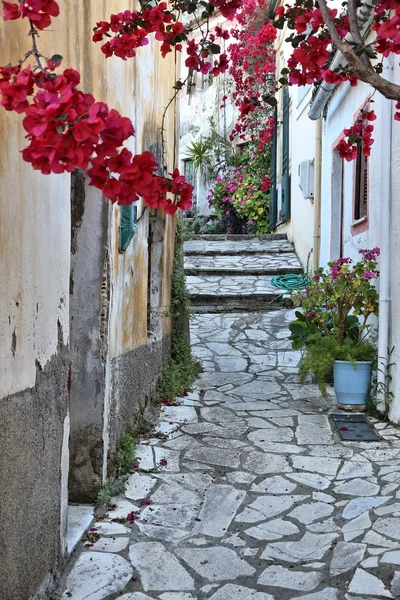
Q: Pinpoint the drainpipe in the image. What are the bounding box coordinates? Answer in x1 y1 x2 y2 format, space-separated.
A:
308 3 374 121
377 59 393 414
313 118 323 272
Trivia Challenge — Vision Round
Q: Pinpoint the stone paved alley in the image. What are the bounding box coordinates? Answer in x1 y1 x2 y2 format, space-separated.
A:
60 237 400 600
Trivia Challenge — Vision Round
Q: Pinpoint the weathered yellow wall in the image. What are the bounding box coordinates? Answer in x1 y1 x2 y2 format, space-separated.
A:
0 0 178 393
0 11 73 399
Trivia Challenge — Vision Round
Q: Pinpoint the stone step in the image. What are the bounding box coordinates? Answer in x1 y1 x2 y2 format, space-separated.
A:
184 238 295 256
184 252 302 276
186 274 290 311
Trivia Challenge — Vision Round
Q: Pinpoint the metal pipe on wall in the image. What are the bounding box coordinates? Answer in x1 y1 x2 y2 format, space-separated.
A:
313 118 323 272
377 59 393 413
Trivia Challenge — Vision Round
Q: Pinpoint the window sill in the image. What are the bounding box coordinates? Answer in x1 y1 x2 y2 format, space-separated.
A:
351 216 367 227
351 215 369 236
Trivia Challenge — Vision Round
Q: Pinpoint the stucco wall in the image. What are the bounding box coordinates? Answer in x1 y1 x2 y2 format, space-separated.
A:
274 30 316 270
0 10 72 600
1 0 179 595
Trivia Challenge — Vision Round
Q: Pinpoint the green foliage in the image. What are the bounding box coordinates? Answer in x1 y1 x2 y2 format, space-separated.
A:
208 145 271 234
185 117 238 179
291 250 380 397
96 478 127 509
367 346 396 419
96 432 136 508
292 252 379 344
289 310 360 350
231 174 270 233
153 215 201 406
115 433 137 478
299 335 376 397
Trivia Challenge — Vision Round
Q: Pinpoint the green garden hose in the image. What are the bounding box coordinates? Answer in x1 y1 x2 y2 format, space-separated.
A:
269 273 309 304
270 273 310 291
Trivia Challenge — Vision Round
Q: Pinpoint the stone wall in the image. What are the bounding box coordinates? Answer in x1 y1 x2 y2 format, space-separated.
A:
108 335 171 461
69 177 110 502
0 335 69 600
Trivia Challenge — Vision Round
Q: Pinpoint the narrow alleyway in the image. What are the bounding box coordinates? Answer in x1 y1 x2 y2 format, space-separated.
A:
61 236 400 600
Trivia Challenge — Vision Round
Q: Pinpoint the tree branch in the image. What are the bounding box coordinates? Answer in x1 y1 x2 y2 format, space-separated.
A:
347 0 363 46
318 0 400 101
347 0 374 66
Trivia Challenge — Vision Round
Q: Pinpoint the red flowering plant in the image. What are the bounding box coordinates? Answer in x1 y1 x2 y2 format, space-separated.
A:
273 0 400 159
227 0 277 148
337 108 376 161
0 0 246 214
201 0 276 233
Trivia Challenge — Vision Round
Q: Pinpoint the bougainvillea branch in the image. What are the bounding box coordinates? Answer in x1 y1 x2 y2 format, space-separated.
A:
274 0 400 158
337 108 376 161
1 0 251 213
0 1 197 213
227 0 276 148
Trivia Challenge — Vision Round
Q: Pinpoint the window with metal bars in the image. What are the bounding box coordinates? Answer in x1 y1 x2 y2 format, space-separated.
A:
354 144 368 221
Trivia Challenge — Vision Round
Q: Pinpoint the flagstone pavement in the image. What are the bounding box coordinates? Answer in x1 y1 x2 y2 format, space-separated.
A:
60 309 400 600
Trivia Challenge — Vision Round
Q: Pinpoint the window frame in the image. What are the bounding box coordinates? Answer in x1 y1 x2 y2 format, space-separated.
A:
353 143 368 222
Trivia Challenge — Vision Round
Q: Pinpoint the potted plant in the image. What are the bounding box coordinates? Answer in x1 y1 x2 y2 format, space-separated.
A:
289 248 380 409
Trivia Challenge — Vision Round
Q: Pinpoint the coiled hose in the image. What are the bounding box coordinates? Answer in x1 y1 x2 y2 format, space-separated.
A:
269 273 310 304
270 273 310 291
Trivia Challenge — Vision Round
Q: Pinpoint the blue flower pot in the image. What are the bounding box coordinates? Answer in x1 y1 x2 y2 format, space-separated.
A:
334 360 372 410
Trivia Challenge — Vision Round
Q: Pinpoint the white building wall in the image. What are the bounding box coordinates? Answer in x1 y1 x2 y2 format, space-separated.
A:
274 35 316 270
319 80 382 268
317 65 400 421
179 14 236 216
285 86 317 270
388 59 400 423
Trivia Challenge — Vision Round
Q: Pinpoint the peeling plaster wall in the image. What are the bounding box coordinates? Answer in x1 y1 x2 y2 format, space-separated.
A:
69 177 110 502
0 12 72 600
0 0 179 596
67 1 178 496
106 25 178 456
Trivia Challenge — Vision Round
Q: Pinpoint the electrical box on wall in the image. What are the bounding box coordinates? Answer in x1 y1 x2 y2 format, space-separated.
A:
298 159 315 200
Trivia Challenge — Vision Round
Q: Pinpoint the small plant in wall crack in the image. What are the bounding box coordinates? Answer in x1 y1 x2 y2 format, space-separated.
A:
95 432 137 509
367 347 396 420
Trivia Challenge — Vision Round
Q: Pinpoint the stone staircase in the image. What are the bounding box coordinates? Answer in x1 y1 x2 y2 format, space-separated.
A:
184 234 303 312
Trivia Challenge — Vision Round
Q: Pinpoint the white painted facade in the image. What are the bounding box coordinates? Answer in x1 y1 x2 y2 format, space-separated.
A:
179 14 236 215
274 31 317 269
274 26 400 419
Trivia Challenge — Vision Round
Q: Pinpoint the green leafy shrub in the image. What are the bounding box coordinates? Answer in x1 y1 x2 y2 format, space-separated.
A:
153 215 202 406
290 249 380 396
299 335 376 396
208 156 270 234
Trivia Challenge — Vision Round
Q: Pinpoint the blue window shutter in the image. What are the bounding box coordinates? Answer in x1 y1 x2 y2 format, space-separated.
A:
281 86 291 223
270 107 278 230
119 203 137 253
